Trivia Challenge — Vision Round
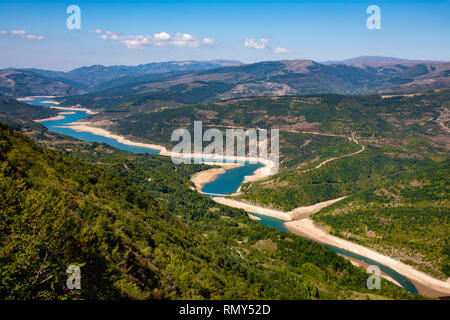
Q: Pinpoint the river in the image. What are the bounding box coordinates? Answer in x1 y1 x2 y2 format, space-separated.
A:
25 97 417 294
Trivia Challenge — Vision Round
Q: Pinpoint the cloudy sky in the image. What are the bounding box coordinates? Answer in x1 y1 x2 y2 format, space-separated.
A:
0 0 449 70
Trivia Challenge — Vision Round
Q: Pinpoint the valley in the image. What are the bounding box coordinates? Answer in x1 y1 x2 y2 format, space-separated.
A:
0 99 417 300
3 89 447 298
0 57 448 301
2 0 450 310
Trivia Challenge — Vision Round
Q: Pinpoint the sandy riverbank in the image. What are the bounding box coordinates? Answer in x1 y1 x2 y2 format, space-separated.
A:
285 218 450 298
56 123 169 154
212 198 292 221
18 96 56 101
248 214 261 221
34 111 76 122
52 118 277 182
191 164 244 192
33 102 276 184
42 100 60 105
212 196 348 221
50 106 99 115
35 115 65 122
339 255 402 288
288 196 348 219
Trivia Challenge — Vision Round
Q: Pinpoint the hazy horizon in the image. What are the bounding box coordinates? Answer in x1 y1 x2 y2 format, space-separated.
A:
1 55 449 73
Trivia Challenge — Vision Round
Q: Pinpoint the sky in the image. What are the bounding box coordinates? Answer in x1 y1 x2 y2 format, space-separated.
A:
0 0 449 71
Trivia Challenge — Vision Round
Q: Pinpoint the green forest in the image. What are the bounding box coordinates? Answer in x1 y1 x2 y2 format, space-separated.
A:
2 87 448 299
312 160 450 279
86 89 449 284
0 120 417 300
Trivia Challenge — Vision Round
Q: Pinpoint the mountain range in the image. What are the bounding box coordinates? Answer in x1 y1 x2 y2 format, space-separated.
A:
0 60 243 96
321 56 445 65
1 57 449 109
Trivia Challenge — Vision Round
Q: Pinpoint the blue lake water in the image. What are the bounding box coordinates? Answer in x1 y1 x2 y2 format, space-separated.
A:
25 97 417 294
201 162 264 195
30 98 160 155
250 212 289 231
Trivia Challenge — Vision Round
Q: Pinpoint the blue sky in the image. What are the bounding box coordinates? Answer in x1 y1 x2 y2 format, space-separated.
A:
0 0 449 71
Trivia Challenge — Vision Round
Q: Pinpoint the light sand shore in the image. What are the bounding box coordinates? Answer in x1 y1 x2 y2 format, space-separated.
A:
18 96 56 101
212 196 347 221
212 197 292 221
57 124 169 154
342 255 402 288
215 192 450 297
177 153 277 182
42 100 60 105
50 106 99 115
34 111 76 122
248 214 261 221
288 196 348 219
191 163 244 192
53 121 277 183
35 115 65 122
285 218 450 297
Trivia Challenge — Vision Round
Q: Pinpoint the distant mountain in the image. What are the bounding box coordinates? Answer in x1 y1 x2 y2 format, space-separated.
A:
322 56 444 66
0 69 85 98
1 58 448 101
57 59 450 110
21 60 243 90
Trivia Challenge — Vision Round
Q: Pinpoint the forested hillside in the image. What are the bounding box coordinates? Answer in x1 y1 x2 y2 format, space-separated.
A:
0 70 84 98
312 160 449 279
0 121 415 300
0 98 59 132
75 90 450 283
86 89 449 163
55 60 450 111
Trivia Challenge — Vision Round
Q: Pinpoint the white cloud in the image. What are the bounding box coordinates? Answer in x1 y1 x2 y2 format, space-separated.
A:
154 32 170 40
244 38 269 50
202 38 216 46
24 34 44 40
1 30 45 40
95 30 215 49
11 30 26 35
244 38 290 54
272 46 290 54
